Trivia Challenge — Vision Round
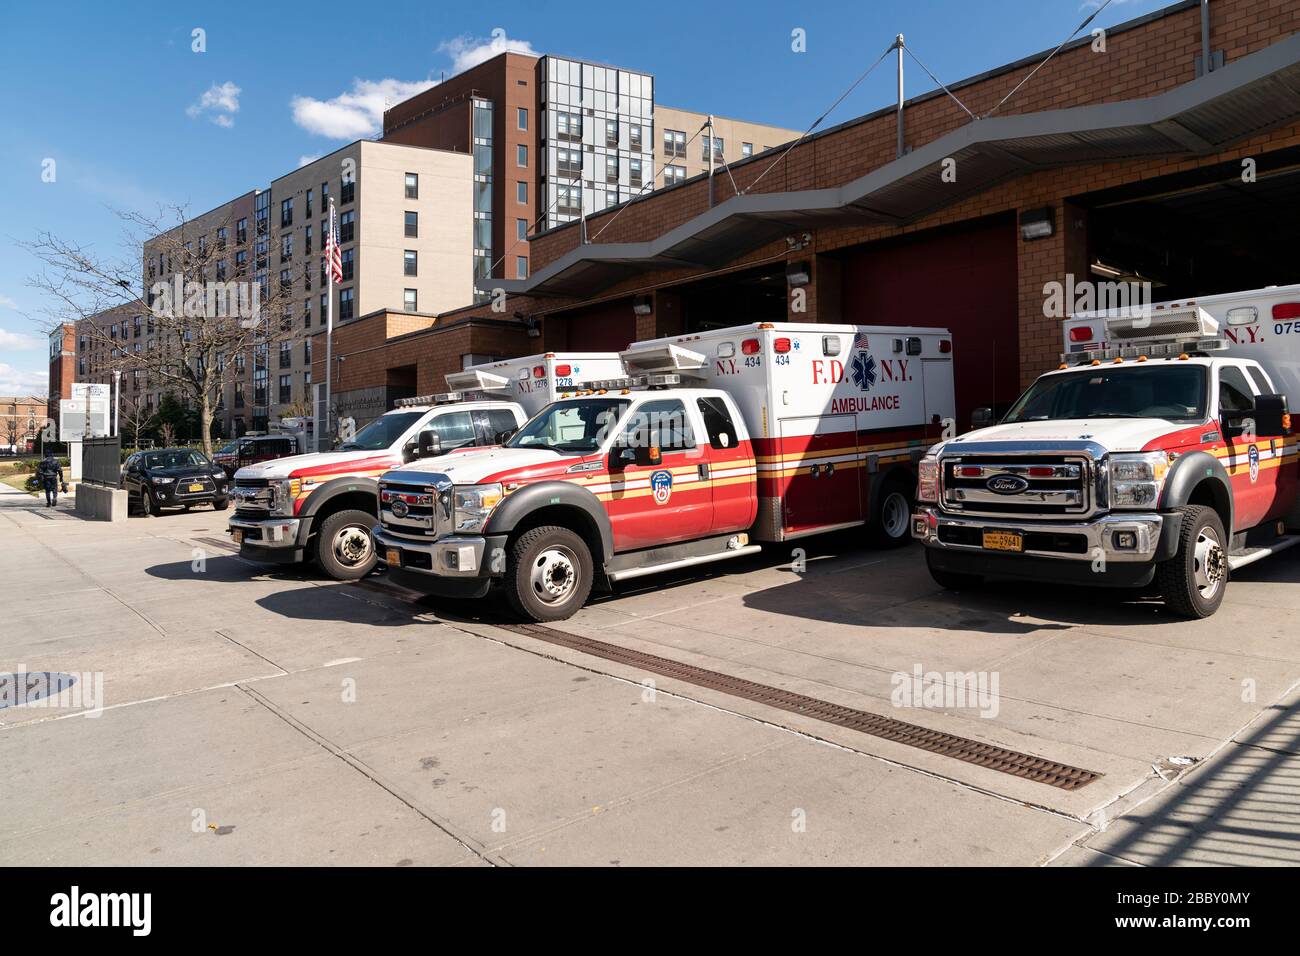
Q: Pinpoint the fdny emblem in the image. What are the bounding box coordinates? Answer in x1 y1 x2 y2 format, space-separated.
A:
1248 444 1260 484
850 351 878 392
650 469 673 505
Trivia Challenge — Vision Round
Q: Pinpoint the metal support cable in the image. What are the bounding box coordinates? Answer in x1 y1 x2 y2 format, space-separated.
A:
903 43 976 120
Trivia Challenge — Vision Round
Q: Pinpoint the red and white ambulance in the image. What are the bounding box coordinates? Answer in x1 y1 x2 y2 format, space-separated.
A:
374 322 954 620
913 283 1300 617
226 352 624 580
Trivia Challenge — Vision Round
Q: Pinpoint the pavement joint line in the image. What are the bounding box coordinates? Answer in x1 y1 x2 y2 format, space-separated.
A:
451 619 1101 828
214 628 290 676
234 682 497 867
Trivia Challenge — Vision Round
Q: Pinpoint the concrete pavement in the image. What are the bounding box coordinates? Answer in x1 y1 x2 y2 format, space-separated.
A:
2 481 1298 865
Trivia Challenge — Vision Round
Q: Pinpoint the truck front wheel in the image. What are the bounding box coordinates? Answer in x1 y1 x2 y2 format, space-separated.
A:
1155 505 1227 618
505 526 593 622
313 509 378 581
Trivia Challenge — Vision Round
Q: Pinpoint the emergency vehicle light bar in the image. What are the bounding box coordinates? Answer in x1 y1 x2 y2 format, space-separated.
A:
394 392 465 408
588 373 682 390
1059 339 1227 365
444 369 511 392
619 342 706 374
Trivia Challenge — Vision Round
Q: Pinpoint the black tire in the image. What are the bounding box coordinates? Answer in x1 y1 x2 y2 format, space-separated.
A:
312 509 378 581
868 476 913 548
504 525 593 622
925 547 982 590
1155 505 1228 618
139 488 156 517
212 497 229 512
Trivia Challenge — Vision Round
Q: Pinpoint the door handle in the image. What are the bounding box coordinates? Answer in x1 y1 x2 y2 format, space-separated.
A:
697 463 710 479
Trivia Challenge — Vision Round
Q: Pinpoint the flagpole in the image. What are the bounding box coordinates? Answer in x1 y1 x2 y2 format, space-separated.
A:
324 199 335 449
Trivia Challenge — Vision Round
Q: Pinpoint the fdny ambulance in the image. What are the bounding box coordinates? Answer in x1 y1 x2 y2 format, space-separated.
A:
373 322 955 620
913 284 1300 618
226 352 624 580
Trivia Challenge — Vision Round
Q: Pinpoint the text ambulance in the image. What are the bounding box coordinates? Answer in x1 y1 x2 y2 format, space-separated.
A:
374 322 955 620
913 284 1300 617
226 352 624 580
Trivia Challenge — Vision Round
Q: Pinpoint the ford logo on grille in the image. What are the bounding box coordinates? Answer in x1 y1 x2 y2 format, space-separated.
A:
391 499 410 518
986 475 1030 495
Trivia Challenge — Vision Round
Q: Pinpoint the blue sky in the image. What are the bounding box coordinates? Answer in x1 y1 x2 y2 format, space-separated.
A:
0 0 1166 394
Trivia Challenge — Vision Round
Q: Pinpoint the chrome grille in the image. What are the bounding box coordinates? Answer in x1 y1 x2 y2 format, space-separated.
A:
379 474 452 537
942 455 1092 517
232 479 274 515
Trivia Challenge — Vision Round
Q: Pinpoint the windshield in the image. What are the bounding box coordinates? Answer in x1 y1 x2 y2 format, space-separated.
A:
338 411 424 450
507 399 630 453
143 450 210 469
1005 364 1208 424
215 441 239 455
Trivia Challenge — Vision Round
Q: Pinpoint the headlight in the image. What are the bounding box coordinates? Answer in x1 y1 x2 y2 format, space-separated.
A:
152 476 175 484
917 457 939 503
1108 452 1169 509
453 483 504 533
271 478 301 515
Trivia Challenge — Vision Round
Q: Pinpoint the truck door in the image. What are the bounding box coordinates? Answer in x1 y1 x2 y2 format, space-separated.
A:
777 414 861 535
606 397 713 550
922 358 955 440
1218 365 1281 531
694 395 757 534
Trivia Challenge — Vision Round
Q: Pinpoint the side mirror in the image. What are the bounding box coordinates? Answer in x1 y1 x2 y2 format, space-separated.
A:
971 406 995 430
494 428 516 445
1251 393 1289 437
617 444 663 467
330 436 342 449
417 429 442 459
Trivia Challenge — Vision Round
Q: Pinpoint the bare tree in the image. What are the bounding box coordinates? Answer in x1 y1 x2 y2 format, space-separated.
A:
24 205 308 456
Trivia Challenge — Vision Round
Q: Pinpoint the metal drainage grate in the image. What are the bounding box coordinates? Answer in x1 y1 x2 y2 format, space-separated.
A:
501 623 1102 792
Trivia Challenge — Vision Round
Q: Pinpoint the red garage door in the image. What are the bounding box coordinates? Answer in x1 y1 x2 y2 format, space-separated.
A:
546 299 638 352
839 215 1019 431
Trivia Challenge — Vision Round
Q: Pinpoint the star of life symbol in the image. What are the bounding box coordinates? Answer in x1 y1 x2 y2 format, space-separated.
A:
850 351 878 392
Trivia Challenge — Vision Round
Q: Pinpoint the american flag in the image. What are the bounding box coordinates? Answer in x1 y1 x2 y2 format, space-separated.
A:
325 200 342 285
854 331 870 350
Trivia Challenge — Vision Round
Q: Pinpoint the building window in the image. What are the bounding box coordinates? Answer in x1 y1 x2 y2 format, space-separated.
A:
403 250 418 276
557 185 581 216
403 289 418 313
664 129 686 158
605 155 619 184
279 341 292 369
305 189 313 217
278 374 292 404
517 107 528 130
516 256 527 279
557 148 581 178
702 136 723 161
216 259 227 281
516 218 527 241
630 159 643 189
630 124 642 151
279 268 291 293
321 181 329 206
234 382 244 408
664 165 686 186
557 111 582 142
236 218 248 244
235 249 247 274
281 234 293 261
304 224 312 254
280 197 293 228
605 119 618 148
404 172 418 199
133 315 142 337
742 142 753 158
517 144 527 167
303 299 311 328
340 248 354 282
303 337 312 365
516 181 527 204
340 177 355 205
216 226 227 250
339 210 355 243
339 288 354 320
404 211 418 237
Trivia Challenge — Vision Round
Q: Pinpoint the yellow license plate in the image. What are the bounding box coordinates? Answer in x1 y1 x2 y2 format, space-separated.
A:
386 548 402 567
188 483 204 492
231 530 243 545
982 531 1024 552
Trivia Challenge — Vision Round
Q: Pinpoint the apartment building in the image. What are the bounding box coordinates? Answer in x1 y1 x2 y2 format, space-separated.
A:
111 140 472 438
1 396 45 452
653 106 798 188
381 50 796 283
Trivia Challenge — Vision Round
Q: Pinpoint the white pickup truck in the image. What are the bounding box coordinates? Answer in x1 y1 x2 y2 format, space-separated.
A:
913 284 1300 618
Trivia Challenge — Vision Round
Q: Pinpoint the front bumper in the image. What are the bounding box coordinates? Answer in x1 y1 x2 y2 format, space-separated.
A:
373 526 509 599
229 515 306 563
912 507 1181 587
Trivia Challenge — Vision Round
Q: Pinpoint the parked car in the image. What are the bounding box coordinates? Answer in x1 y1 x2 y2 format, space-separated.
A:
122 448 230 516
213 434 300 478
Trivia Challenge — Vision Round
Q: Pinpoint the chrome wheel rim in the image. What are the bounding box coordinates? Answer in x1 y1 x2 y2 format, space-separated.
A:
881 492 910 539
531 546 578 605
333 526 373 567
1193 525 1226 601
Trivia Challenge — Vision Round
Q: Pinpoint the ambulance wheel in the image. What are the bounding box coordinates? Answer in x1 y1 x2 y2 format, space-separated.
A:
868 477 913 548
505 525 593 622
1155 505 1227 619
313 509 377 581
925 548 981 591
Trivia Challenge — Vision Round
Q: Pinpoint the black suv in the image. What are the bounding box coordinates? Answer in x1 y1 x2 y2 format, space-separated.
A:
122 448 230 516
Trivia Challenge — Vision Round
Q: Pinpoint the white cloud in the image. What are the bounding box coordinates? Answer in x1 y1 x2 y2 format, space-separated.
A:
0 294 17 310
0 362 47 396
437 32 538 74
298 154 321 168
187 81 241 127
291 77 438 139
0 329 42 350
